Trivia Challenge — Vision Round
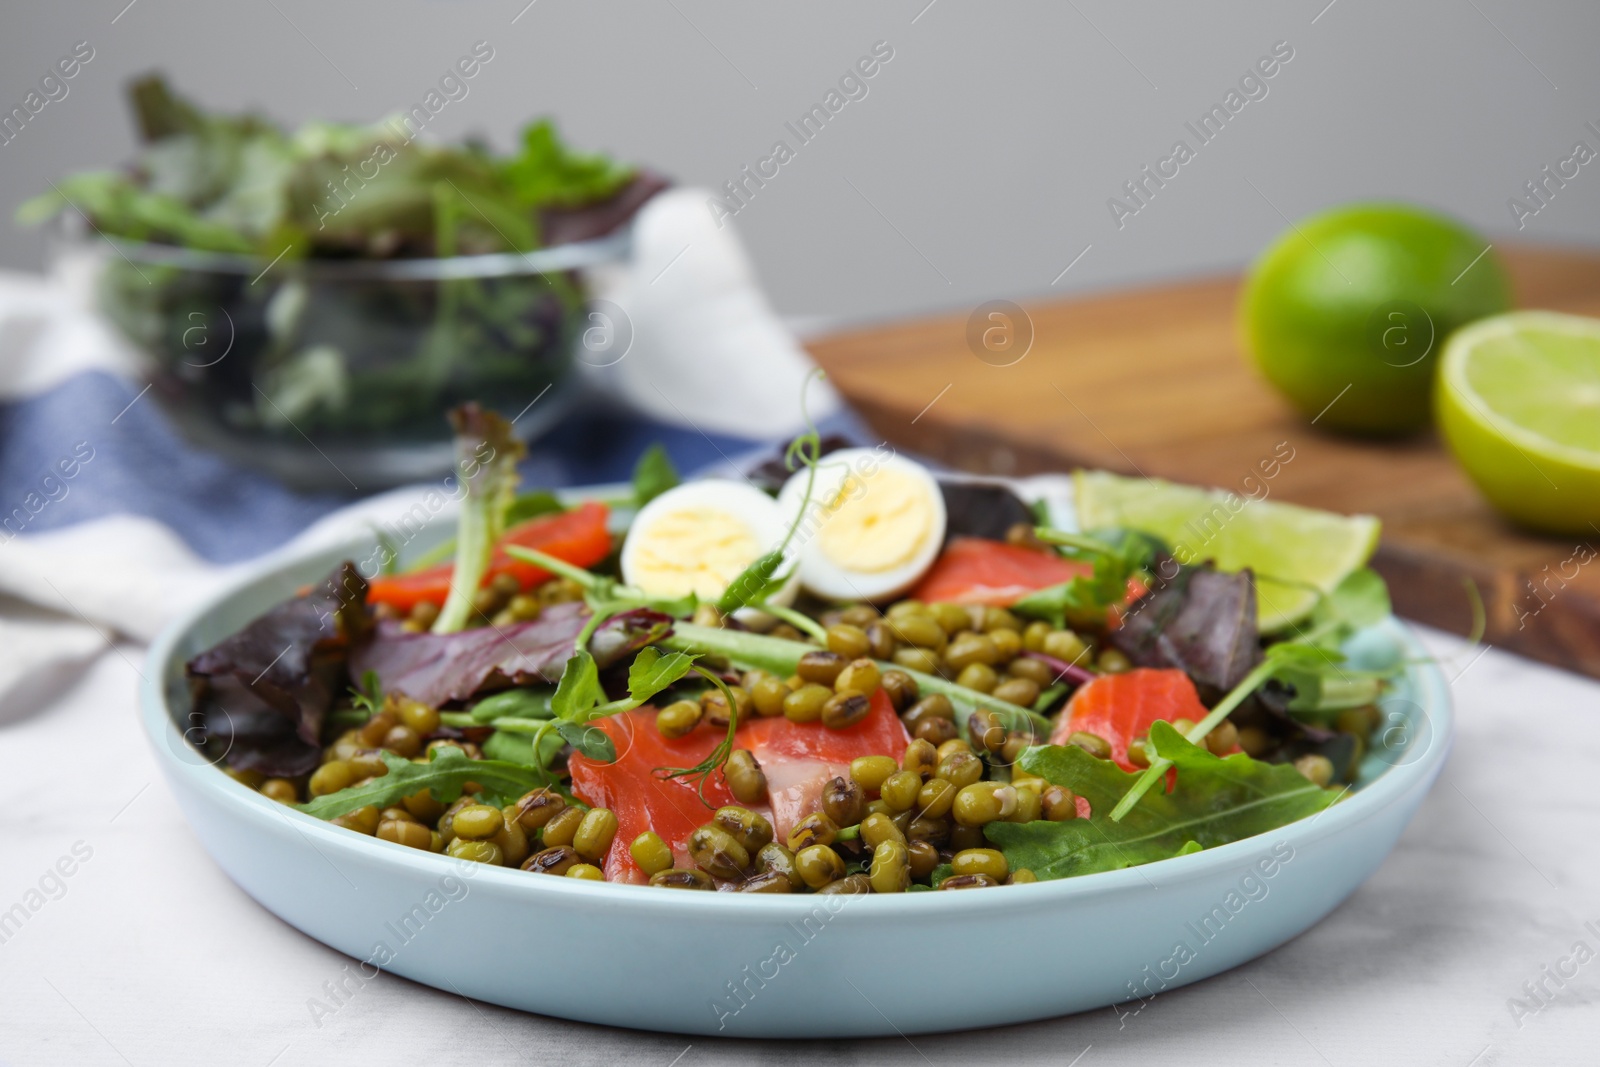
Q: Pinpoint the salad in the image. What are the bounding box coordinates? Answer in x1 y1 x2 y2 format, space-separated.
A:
185 398 1404 893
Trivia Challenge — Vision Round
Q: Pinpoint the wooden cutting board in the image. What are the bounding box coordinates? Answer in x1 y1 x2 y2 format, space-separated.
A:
806 245 1600 680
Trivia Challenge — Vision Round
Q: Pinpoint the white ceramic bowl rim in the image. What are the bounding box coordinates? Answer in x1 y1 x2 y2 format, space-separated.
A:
142 530 1453 918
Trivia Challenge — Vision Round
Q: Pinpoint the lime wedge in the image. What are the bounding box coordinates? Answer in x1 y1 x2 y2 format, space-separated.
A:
1073 469 1381 632
1437 311 1600 536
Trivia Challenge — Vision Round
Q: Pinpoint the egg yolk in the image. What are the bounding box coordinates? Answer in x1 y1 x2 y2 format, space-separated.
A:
814 466 932 573
630 508 761 598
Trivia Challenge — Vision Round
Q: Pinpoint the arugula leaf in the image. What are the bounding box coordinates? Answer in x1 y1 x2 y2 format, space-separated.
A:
713 554 826 643
433 405 526 633
1108 647 1286 820
986 722 1337 879
1011 583 1097 631
1108 632 1395 820
1249 571 1396 717
1015 527 1161 629
632 443 679 507
1270 665 1390 713
297 748 554 820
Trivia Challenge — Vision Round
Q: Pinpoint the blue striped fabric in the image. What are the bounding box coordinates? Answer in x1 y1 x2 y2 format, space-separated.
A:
0 371 797 563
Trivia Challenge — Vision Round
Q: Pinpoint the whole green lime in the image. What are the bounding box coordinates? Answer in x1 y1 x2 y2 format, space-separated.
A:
1240 202 1511 435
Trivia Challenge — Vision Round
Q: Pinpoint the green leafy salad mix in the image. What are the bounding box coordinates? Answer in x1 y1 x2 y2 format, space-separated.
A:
183 394 1425 893
21 76 660 443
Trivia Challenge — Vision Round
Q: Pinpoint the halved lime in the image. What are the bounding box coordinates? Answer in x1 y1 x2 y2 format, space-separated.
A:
1437 311 1600 535
1074 469 1381 632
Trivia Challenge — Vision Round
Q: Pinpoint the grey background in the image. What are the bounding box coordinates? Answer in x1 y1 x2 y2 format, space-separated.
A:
2 0 1597 323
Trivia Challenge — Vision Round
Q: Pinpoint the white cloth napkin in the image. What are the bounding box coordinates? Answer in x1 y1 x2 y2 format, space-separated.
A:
583 188 841 438
0 191 833 707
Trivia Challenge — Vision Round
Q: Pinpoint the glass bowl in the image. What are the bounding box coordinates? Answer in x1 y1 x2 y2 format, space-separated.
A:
52 222 630 489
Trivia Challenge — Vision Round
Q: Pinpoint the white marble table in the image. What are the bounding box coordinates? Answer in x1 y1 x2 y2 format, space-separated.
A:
2 624 1596 1066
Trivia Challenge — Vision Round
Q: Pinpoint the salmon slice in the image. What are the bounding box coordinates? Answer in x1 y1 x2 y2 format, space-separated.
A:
741 689 910 841
1050 668 1232 772
570 690 910 882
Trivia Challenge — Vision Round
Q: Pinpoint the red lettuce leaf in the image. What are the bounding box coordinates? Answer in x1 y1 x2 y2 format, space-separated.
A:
539 171 670 246
744 434 854 493
589 607 674 670
1110 563 1262 700
938 481 1036 545
188 561 367 777
1110 562 1357 777
351 601 589 707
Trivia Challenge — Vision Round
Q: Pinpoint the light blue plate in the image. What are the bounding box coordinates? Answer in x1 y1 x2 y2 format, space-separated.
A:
140 516 1451 1038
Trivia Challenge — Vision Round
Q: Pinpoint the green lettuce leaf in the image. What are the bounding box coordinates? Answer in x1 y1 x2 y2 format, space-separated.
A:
432 405 526 633
500 119 636 209
985 721 1338 879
